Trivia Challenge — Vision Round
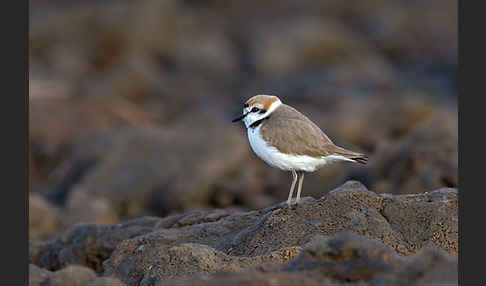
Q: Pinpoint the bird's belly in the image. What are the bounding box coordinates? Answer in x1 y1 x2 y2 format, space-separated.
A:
247 127 324 172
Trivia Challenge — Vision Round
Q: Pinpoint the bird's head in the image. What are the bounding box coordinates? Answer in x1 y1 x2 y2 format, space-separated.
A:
232 95 282 128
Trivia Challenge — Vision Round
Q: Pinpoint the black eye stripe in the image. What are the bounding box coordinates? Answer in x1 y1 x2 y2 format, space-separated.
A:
244 103 249 108
248 106 266 113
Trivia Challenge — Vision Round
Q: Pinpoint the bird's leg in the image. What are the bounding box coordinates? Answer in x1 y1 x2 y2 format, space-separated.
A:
295 171 305 205
286 170 298 207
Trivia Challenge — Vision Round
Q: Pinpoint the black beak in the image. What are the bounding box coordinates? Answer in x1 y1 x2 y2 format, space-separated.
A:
232 113 248 122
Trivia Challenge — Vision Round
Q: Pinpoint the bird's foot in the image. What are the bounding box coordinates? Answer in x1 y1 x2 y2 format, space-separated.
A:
285 198 300 209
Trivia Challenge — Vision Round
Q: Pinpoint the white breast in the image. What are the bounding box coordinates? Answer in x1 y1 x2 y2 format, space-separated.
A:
247 126 351 172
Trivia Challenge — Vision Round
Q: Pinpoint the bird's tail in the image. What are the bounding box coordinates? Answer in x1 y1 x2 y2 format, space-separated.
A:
332 145 368 164
348 154 368 164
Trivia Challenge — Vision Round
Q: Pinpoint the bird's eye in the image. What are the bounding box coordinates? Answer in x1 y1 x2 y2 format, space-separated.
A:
251 107 259 112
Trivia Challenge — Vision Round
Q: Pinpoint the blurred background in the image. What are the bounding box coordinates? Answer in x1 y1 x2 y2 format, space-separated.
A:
29 0 457 240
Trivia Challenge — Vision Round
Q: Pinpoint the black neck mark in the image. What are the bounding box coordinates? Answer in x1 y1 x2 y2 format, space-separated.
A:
249 115 270 129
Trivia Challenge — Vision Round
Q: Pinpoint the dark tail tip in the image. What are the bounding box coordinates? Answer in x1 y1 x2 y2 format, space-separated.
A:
351 155 368 165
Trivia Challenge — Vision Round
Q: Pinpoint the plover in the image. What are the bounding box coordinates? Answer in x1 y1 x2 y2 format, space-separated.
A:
232 94 367 207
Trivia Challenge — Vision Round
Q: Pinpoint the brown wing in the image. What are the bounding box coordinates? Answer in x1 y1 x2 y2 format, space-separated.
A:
261 104 368 163
260 104 335 157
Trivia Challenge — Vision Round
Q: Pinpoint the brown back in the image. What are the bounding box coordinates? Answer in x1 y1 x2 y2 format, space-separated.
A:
260 104 364 159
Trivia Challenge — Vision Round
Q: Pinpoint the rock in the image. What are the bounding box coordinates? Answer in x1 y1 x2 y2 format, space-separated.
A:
380 188 458 254
372 110 458 194
29 264 126 286
98 181 456 285
29 194 61 239
166 272 325 286
83 277 126 286
30 264 53 286
29 91 157 195
222 181 457 257
63 189 119 227
104 242 300 285
376 246 458 286
284 232 403 281
29 181 457 285
29 219 156 272
253 17 396 87
49 265 97 286
74 109 249 219
166 232 457 286
366 0 457 68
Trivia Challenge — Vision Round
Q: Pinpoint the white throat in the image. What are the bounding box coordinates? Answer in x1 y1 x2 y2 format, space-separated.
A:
243 100 282 128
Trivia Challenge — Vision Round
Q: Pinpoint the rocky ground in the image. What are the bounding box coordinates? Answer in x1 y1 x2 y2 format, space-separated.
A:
29 182 457 285
29 0 457 285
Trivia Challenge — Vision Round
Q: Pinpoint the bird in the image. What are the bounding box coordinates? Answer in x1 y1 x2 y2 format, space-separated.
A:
232 94 368 207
